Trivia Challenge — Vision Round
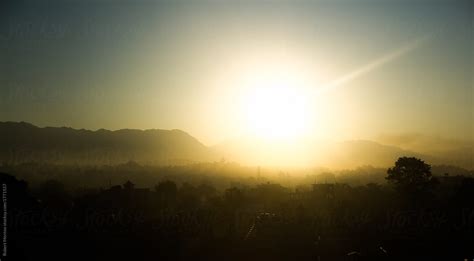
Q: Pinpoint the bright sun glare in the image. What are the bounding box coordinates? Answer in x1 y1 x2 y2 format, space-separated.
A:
242 70 312 140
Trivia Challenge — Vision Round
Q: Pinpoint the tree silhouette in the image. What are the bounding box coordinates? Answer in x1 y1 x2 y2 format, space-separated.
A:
386 157 437 194
155 180 177 206
224 187 244 210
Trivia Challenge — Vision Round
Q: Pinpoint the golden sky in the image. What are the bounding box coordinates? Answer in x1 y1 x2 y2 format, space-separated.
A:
1 0 472 146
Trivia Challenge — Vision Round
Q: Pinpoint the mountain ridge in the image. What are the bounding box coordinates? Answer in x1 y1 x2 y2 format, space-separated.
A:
0 121 213 165
0 122 471 169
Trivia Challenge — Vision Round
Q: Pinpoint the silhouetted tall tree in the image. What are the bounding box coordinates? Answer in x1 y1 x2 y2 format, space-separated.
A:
224 187 244 210
386 157 438 194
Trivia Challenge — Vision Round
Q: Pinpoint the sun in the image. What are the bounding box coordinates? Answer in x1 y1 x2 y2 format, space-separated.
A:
242 73 311 140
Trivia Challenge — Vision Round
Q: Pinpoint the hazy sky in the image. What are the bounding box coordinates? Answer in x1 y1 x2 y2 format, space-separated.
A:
1 0 472 145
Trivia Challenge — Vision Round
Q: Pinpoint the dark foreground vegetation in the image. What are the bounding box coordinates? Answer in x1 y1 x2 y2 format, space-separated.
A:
2 157 474 260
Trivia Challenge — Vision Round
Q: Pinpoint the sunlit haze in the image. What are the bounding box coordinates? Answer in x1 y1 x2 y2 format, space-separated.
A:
1 0 472 167
2 2 474 259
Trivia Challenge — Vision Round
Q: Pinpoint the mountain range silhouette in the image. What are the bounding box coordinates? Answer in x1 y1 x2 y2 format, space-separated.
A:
0 121 472 169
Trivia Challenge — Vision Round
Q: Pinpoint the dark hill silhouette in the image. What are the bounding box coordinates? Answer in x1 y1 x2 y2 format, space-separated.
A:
0 121 215 165
1 122 471 169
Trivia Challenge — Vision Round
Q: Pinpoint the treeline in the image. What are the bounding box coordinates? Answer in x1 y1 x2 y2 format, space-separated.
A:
3 157 474 260
1 161 472 193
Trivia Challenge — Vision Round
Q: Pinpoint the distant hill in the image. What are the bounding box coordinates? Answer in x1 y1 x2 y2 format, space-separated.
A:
319 140 434 169
376 133 473 169
1 122 471 170
0 122 215 165
214 137 472 170
214 138 431 169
